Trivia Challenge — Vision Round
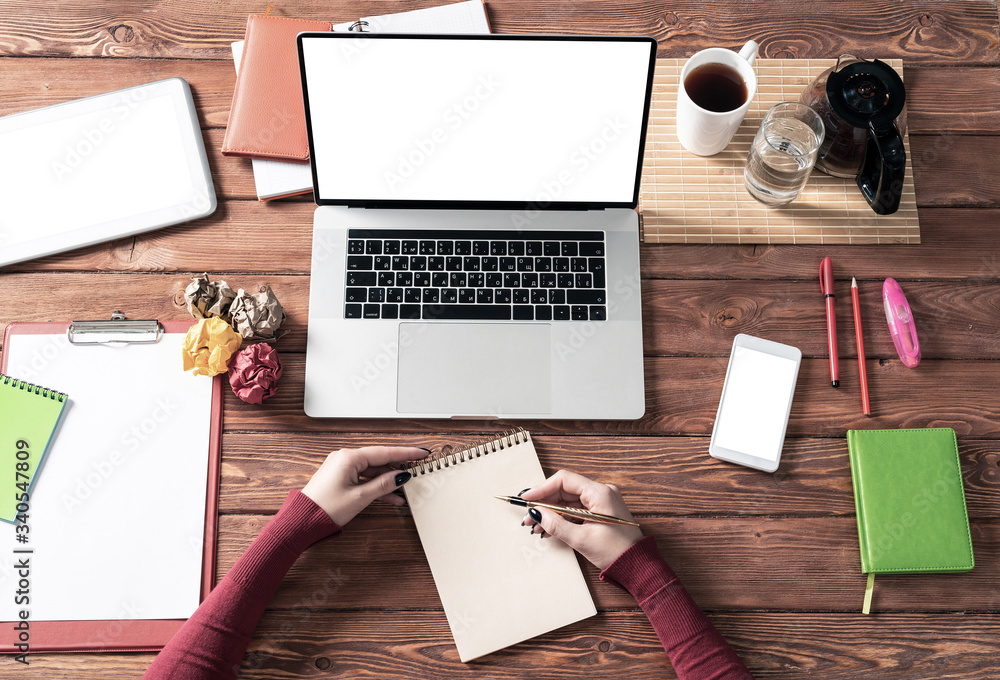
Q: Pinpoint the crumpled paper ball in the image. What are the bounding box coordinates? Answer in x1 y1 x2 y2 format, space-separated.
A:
184 274 236 320
228 343 283 404
229 285 288 343
182 317 243 377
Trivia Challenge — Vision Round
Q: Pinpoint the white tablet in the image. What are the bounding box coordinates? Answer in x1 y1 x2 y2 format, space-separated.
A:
709 334 802 472
0 78 216 267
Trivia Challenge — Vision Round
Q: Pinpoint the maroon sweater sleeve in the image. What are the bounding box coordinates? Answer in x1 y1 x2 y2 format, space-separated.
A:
600 536 754 680
143 490 342 680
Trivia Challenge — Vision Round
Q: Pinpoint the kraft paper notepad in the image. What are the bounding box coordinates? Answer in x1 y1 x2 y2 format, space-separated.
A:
847 427 974 613
404 430 596 661
0 374 67 523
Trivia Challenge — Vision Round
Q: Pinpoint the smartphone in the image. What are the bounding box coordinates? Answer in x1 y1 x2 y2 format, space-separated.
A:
709 334 802 472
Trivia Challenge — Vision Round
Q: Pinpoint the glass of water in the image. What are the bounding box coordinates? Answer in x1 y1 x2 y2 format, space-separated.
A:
744 102 825 207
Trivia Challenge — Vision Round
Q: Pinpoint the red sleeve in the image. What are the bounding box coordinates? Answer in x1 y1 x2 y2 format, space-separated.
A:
600 536 754 680
143 490 342 680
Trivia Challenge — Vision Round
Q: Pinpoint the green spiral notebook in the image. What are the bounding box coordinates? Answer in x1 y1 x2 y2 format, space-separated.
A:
0 374 68 523
847 427 974 614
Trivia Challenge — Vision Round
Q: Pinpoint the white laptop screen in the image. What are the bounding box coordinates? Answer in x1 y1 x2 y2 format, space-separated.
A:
298 34 656 208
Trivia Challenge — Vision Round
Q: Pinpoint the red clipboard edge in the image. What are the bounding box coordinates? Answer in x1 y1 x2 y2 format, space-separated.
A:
0 320 222 653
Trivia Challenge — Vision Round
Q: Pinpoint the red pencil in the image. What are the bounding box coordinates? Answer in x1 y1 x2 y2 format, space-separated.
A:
851 277 871 415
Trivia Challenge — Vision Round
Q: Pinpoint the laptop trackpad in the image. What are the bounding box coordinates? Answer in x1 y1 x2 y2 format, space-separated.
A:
397 323 551 416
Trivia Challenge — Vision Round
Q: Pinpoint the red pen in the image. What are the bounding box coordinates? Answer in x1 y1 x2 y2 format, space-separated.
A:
820 257 839 387
851 277 871 414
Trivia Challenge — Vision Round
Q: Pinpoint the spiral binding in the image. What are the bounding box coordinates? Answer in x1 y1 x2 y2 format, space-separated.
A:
1 373 67 402
406 428 530 477
348 20 369 32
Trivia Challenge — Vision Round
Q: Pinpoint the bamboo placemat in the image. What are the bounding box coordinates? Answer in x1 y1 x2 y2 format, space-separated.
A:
639 59 920 244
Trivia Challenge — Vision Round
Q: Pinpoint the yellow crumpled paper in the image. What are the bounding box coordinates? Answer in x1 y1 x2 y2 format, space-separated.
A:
182 317 243 376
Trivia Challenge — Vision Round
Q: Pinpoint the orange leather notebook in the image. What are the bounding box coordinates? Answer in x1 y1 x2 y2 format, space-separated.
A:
222 15 331 162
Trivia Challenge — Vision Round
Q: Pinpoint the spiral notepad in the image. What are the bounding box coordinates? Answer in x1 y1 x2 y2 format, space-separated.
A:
403 429 596 662
0 374 68 523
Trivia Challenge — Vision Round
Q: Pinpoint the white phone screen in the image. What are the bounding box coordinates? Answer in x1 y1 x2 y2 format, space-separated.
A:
714 346 798 461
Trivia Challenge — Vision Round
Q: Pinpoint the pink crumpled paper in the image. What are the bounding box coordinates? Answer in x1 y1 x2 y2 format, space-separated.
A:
228 342 283 404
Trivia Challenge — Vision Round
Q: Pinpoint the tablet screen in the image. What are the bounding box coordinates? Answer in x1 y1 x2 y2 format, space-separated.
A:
0 78 215 266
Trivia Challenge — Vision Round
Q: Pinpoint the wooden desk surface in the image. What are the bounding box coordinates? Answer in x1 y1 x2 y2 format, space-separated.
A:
2 1 999 677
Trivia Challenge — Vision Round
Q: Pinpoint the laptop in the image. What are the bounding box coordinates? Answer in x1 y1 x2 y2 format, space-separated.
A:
298 33 656 419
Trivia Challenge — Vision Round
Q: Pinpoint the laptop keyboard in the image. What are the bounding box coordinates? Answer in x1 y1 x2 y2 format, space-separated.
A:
344 229 607 321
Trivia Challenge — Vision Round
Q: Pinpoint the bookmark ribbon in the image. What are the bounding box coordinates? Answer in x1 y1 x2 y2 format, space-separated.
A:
862 572 875 615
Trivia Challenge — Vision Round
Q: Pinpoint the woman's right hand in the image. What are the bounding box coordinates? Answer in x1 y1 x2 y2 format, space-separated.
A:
520 470 644 571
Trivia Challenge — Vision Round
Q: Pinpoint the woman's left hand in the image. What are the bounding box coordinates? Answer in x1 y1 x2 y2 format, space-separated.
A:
302 446 427 526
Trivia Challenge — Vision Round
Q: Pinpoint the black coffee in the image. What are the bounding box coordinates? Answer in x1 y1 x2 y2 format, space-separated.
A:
684 63 748 112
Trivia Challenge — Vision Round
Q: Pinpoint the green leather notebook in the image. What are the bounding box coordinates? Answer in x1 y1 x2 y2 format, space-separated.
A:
847 427 974 613
0 374 68 523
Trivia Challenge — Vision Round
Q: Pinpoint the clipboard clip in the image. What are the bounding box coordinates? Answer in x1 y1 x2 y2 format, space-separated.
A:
67 311 163 345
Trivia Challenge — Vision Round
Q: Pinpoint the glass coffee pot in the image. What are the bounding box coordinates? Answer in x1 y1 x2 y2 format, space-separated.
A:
800 55 907 215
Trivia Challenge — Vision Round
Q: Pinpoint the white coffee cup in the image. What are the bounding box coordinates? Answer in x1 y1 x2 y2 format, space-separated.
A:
676 40 759 156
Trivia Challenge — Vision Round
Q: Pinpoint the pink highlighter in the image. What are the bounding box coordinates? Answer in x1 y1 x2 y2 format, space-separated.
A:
883 278 921 368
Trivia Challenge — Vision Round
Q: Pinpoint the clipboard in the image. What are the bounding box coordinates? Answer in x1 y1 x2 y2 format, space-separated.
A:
0 315 222 653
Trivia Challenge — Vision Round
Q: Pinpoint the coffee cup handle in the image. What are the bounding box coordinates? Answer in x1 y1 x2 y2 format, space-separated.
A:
739 40 759 66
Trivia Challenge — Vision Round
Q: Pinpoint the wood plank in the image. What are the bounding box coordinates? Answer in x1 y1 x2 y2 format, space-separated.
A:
0 273 309 351
3 202 999 278
1 274 997 359
639 208 1000 280
1 138 998 275
2 57 1000 135
215 515 999 612
905 65 1000 134
0 1 997 62
216 354 1000 436
4 322 993 436
0 58 236 127
640 280 1000 360
20 612 1000 679
226 611 1000 680
218 433 1000 517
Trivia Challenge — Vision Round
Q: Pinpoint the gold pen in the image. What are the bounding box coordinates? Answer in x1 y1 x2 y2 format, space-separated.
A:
494 495 640 527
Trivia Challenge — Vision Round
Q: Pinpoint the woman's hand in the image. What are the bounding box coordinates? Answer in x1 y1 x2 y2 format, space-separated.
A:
302 446 427 527
521 470 644 570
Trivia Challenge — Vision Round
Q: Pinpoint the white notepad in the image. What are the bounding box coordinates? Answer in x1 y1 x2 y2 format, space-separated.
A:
404 430 596 661
0 328 214 622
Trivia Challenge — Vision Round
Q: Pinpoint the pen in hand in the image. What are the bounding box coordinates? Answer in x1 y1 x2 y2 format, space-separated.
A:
494 495 640 527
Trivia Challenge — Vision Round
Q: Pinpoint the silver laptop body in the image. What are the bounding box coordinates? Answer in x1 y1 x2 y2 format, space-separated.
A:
298 34 656 419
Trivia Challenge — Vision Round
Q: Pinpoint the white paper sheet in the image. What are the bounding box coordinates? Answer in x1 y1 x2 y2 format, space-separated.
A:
0 331 213 621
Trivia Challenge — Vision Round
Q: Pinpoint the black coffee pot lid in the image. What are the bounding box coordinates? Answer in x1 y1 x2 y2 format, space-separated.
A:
826 58 905 128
